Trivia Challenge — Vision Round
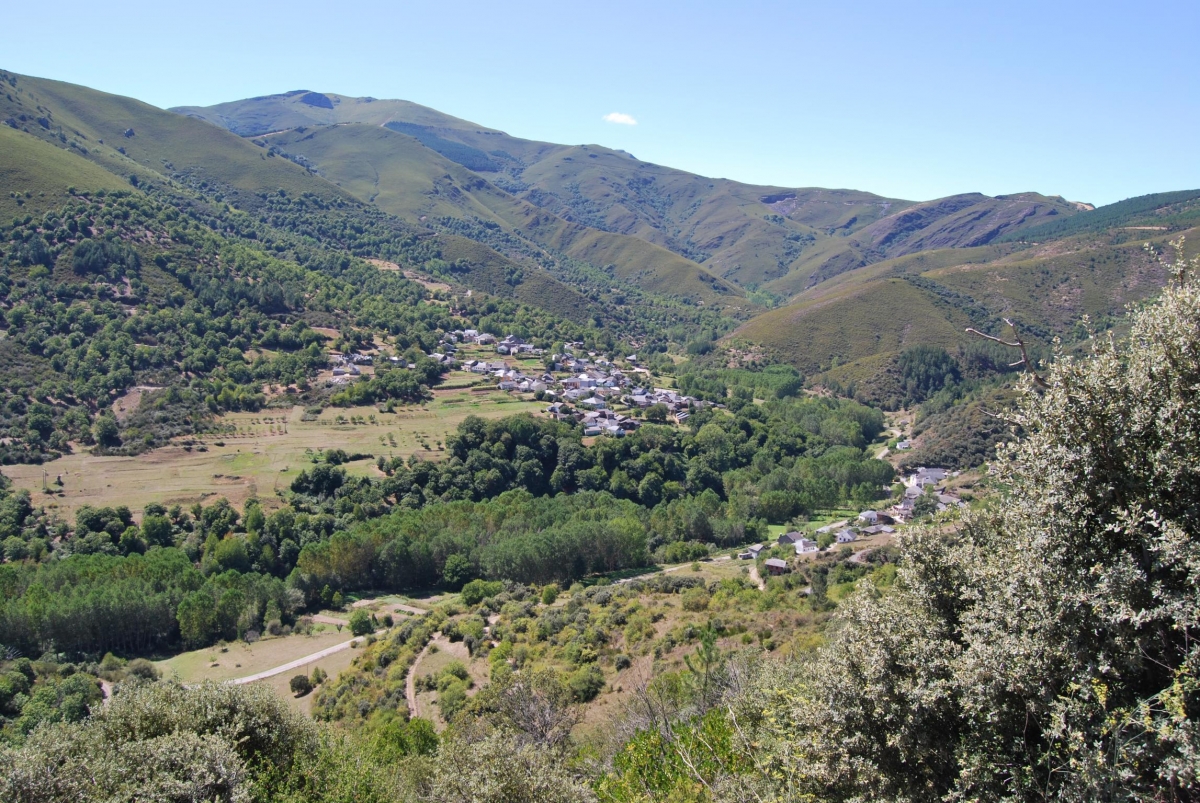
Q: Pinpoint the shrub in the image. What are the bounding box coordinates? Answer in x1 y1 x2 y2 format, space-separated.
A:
541 584 559 605
348 609 372 637
680 586 711 612
659 540 710 564
461 579 504 606
567 665 604 703
125 658 160 681
438 679 468 719
440 661 470 682
289 674 312 697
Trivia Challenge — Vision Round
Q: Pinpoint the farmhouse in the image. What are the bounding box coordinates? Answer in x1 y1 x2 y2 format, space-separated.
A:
764 557 789 575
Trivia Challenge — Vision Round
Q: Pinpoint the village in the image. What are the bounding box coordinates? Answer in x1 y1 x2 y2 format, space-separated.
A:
320 328 715 438
324 329 971 580
746 465 969 576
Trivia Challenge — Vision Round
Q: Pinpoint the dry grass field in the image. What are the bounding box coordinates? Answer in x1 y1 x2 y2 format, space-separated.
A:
154 627 350 684
7 393 542 517
263 644 359 716
153 623 366 716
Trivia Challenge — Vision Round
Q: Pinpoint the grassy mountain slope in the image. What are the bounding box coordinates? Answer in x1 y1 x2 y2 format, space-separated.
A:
736 220 1197 377
0 124 127 219
0 73 348 211
180 89 907 289
735 278 969 374
854 192 1083 255
261 123 508 220
174 91 1092 300
258 123 746 307
433 233 603 321
760 193 1086 298
509 144 904 285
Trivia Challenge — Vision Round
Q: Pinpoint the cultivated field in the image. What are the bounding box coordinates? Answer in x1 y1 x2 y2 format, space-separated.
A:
7 393 542 517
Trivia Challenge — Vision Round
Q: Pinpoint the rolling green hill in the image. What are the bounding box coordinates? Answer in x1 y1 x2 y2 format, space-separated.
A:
173 91 1086 298
255 122 746 307
735 221 1198 378
0 123 127 220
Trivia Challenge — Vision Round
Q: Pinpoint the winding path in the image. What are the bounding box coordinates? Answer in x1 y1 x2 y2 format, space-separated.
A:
405 638 436 717
748 562 766 591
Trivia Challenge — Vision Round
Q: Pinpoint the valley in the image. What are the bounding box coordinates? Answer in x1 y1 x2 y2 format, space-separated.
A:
0 59 1197 803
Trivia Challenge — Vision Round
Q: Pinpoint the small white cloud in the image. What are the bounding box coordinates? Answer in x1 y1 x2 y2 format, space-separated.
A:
602 112 637 126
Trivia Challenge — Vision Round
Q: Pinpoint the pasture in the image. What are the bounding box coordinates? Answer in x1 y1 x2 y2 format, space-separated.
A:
7 392 542 517
154 627 349 685
154 627 361 716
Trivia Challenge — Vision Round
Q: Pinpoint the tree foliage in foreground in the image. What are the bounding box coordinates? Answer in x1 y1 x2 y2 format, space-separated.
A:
603 244 1200 801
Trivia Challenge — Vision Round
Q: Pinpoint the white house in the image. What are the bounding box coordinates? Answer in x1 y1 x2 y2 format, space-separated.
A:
794 538 818 554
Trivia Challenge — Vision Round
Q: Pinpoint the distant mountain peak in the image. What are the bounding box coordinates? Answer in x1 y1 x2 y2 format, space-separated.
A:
298 91 334 109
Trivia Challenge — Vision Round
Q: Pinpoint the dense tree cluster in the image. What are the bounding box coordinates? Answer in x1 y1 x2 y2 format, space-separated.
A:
0 547 302 656
0 384 891 657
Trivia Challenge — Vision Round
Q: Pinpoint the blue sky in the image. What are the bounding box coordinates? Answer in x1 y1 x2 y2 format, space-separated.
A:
5 0 1196 205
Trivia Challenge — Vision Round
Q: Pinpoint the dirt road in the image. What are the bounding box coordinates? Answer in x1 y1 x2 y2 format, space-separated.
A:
229 634 370 685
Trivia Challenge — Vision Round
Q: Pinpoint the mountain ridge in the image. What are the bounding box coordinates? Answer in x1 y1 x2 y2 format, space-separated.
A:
172 89 1084 298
